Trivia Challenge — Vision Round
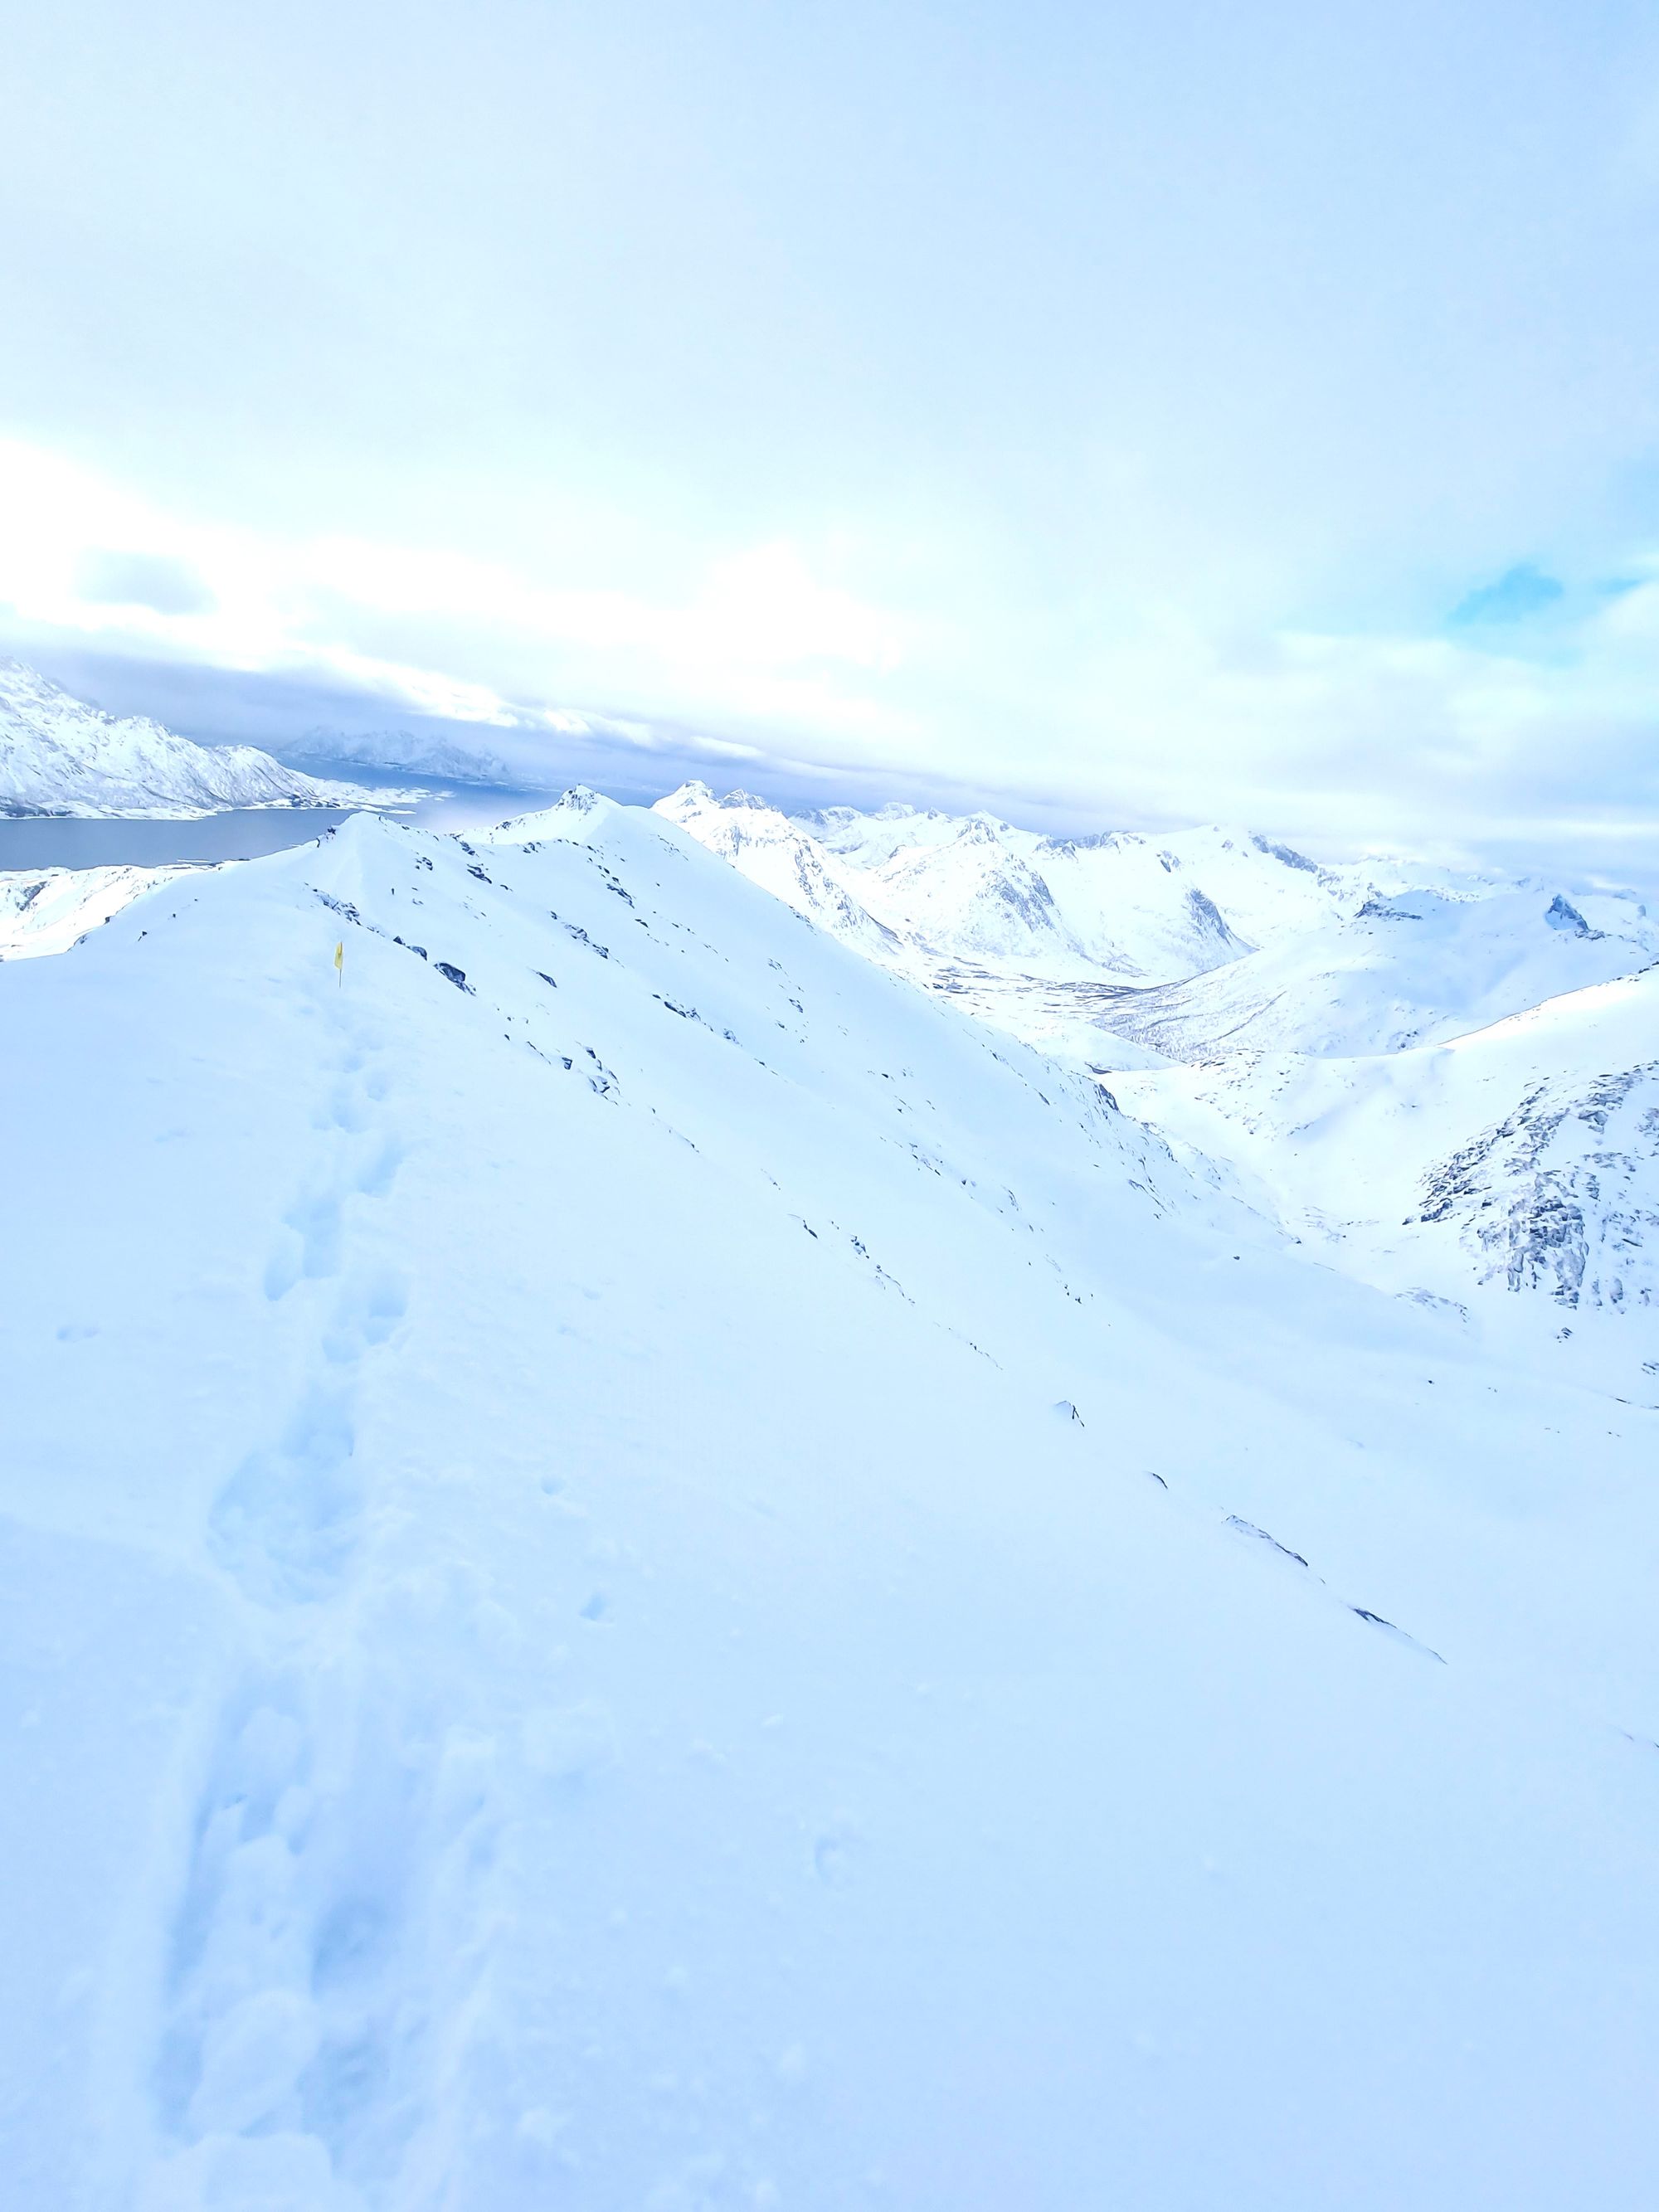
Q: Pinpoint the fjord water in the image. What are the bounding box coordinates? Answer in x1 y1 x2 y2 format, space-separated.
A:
0 784 557 870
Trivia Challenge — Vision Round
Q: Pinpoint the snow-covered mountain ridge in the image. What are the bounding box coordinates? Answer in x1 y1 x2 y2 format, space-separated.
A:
660 782 1376 984
7 795 1659 2206
0 659 407 816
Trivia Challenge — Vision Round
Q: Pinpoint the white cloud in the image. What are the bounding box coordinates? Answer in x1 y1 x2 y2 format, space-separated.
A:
5 434 1659 877
0 440 910 741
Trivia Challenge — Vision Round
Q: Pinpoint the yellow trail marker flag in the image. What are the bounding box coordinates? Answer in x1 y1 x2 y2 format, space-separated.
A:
334 940 344 986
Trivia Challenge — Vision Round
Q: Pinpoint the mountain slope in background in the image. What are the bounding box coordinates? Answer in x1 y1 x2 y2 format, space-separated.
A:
7 797 1659 2207
0 660 404 817
674 785 1408 984
1111 964 1659 1370
653 782 904 958
797 797 1494 976
1098 886 1659 1060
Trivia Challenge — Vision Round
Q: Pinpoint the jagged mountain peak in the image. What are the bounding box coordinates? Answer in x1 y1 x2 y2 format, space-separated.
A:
652 780 900 953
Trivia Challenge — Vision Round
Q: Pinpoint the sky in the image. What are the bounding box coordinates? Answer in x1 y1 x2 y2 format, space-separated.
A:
4 0 1659 870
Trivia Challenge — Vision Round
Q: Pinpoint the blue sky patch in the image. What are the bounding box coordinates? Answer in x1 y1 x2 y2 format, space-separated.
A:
1450 563 1567 627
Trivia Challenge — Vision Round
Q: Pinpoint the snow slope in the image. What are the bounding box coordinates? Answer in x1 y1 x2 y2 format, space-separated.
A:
5 803 1659 2209
0 862 188 960
0 660 403 817
843 815 1112 970
677 788 1378 984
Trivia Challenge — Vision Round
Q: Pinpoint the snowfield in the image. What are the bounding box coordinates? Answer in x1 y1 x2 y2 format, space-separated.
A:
0 660 410 817
4 796 1659 2210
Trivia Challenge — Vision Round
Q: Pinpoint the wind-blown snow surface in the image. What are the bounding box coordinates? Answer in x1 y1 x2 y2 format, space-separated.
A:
0 660 399 817
6 798 1659 2210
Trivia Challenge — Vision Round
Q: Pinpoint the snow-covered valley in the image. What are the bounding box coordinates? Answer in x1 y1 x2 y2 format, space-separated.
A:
5 790 1659 2209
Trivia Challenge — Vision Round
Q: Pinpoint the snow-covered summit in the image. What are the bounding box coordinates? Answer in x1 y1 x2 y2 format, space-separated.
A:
0 659 402 817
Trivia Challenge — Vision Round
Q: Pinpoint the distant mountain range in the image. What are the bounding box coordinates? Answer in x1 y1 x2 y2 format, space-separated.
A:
654 782 1551 1062
0 660 410 816
293 725 523 786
